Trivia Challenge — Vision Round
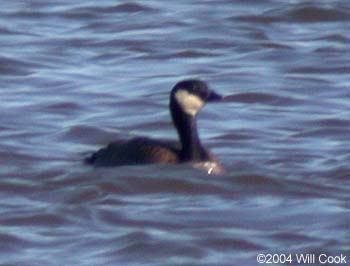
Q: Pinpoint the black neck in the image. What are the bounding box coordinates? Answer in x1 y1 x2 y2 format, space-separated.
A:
170 101 209 161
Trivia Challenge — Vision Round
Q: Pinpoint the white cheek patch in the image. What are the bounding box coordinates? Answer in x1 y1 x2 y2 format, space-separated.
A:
175 90 204 116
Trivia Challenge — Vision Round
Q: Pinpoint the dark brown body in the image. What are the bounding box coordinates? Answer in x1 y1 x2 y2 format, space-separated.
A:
85 137 226 174
86 137 182 167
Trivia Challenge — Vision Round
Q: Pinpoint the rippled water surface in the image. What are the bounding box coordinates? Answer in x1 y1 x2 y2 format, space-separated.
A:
1 1 349 265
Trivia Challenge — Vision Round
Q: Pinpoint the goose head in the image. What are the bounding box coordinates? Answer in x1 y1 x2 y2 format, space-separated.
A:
170 79 223 117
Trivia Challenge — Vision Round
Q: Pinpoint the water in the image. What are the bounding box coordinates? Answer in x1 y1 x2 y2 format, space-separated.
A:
1 1 349 265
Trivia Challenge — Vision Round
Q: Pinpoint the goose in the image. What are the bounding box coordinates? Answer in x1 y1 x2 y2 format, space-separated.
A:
85 79 225 174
